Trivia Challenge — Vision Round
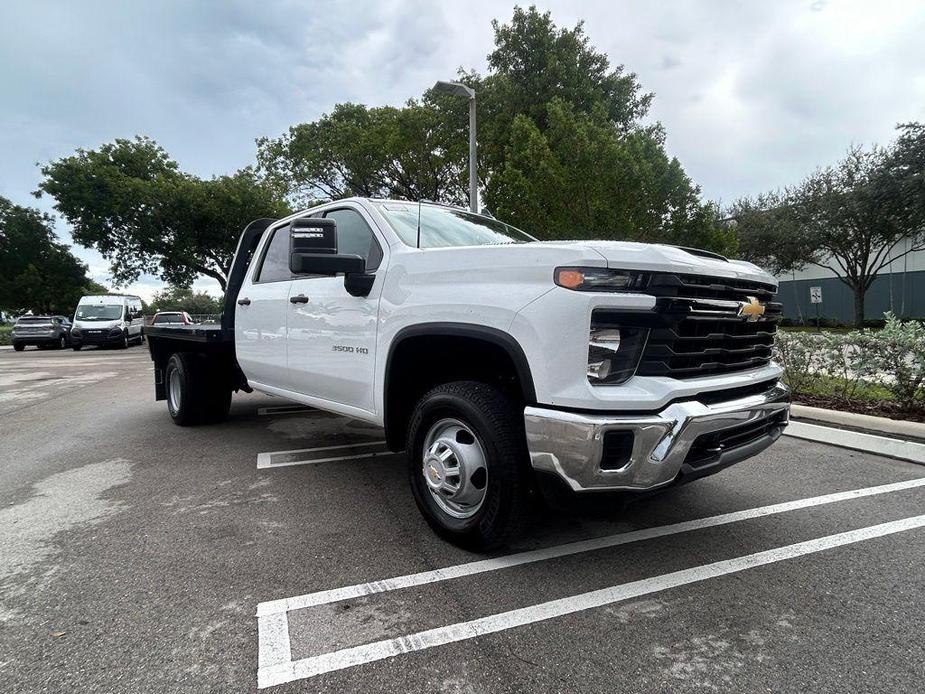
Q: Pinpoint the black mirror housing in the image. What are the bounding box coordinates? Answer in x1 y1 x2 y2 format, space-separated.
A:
290 252 366 275
344 272 376 297
289 217 337 257
289 217 364 275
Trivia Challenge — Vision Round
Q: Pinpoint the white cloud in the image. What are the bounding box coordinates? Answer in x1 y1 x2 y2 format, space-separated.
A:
2 0 924 276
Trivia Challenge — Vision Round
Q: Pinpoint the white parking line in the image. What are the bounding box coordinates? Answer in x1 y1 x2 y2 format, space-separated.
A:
256 441 391 469
258 513 925 687
785 421 925 464
256 476 925 616
257 613 292 670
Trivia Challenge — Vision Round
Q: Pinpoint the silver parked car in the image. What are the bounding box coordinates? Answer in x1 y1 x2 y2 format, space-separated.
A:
11 315 72 351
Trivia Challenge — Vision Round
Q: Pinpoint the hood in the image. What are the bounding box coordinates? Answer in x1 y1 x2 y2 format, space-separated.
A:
547 240 776 287
73 319 123 330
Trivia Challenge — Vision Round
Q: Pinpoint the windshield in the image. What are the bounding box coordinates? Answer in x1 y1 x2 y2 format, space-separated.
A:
373 202 536 248
75 304 124 321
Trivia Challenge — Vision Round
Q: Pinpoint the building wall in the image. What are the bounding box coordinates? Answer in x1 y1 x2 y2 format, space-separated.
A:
772 242 925 323
776 269 925 322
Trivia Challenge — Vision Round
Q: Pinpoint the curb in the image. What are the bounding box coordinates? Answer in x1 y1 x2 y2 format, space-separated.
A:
784 421 925 465
791 404 925 440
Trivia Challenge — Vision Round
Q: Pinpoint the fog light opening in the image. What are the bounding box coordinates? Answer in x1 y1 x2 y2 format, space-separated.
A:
601 430 635 471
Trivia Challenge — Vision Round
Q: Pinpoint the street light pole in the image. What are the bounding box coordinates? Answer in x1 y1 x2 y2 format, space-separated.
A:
433 80 478 213
468 93 477 214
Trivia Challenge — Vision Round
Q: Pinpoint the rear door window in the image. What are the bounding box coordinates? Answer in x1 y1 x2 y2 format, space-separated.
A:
255 227 292 283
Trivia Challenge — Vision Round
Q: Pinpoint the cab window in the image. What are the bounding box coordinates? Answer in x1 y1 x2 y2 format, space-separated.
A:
323 208 383 271
255 226 292 283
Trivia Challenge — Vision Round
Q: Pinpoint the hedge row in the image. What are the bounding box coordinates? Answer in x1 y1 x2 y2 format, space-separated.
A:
776 313 925 412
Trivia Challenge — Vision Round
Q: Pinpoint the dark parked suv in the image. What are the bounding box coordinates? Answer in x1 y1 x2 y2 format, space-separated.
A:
11 315 72 351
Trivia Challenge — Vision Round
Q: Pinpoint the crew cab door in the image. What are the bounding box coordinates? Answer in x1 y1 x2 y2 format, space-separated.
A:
286 206 384 413
235 223 292 387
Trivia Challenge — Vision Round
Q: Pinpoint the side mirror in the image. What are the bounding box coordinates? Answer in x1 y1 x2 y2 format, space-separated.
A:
288 217 366 275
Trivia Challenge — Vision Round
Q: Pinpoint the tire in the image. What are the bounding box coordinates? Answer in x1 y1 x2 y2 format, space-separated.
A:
407 381 532 550
72 344 82 351
13 343 25 352
118 332 129 349
165 352 231 426
56 335 66 350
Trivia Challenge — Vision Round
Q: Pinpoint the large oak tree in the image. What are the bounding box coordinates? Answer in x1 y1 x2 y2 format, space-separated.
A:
257 6 734 254
733 127 925 326
0 196 99 315
38 137 290 291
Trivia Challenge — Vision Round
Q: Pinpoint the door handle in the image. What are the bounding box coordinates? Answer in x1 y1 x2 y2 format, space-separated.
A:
289 294 309 304
237 297 251 306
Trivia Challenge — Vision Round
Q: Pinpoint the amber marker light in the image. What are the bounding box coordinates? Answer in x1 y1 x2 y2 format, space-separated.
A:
555 268 585 289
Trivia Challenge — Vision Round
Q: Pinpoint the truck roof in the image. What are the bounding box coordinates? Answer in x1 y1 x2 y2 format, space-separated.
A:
79 294 140 301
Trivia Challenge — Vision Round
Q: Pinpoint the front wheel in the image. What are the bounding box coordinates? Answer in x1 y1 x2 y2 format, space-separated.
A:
72 344 82 351
407 381 532 550
56 335 66 350
13 343 25 352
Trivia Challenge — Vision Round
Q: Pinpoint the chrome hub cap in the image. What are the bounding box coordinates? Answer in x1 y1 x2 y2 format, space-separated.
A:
422 418 488 519
168 369 181 412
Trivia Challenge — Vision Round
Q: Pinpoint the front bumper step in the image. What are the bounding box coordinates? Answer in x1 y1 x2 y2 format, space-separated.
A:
524 381 790 492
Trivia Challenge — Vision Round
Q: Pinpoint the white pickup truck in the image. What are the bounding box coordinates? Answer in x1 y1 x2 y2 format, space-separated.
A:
146 198 790 549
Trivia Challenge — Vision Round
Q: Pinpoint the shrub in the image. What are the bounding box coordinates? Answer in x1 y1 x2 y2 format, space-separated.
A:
854 313 925 410
775 313 925 411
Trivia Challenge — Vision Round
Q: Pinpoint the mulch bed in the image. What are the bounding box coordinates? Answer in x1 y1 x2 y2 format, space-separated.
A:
793 393 925 424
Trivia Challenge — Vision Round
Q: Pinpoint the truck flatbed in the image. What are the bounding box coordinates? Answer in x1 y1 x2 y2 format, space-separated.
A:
144 323 233 343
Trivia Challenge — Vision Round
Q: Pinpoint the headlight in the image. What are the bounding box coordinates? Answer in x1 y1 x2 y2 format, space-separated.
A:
109 327 123 335
555 267 649 292
587 313 648 385
71 328 81 336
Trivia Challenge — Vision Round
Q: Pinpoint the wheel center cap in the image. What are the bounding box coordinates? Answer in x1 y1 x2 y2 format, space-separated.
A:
424 456 447 490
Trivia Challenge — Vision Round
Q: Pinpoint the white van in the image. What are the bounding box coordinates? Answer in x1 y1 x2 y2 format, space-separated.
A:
71 294 145 350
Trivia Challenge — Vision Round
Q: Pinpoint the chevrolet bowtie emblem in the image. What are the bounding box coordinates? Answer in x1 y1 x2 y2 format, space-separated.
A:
738 296 766 321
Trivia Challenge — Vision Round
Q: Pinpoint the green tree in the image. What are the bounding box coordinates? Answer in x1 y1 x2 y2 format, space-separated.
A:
0 196 98 315
149 285 223 315
488 100 736 252
38 137 291 291
733 130 925 326
258 6 731 253
258 101 469 208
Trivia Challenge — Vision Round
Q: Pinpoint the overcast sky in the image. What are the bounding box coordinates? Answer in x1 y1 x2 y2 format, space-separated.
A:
2 0 924 299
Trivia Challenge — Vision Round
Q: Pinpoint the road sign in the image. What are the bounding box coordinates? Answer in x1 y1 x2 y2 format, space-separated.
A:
810 286 822 304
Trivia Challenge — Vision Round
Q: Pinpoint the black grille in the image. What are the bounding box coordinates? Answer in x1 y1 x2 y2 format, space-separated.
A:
685 411 789 468
647 273 777 301
636 273 781 379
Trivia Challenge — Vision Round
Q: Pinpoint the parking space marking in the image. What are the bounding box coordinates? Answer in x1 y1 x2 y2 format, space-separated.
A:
256 441 391 469
256 476 925 617
257 513 925 688
785 421 925 464
258 613 292 670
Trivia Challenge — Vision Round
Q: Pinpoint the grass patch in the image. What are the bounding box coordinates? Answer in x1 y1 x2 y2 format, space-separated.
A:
790 373 895 403
0 325 11 346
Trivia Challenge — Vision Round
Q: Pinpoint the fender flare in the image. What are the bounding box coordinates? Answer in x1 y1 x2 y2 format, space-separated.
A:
383 322 537 449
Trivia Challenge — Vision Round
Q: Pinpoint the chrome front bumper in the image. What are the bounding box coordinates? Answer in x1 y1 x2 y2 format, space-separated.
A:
524 382 790 492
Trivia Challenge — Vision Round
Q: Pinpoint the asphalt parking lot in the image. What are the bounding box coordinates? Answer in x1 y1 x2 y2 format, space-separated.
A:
1 346 924 693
